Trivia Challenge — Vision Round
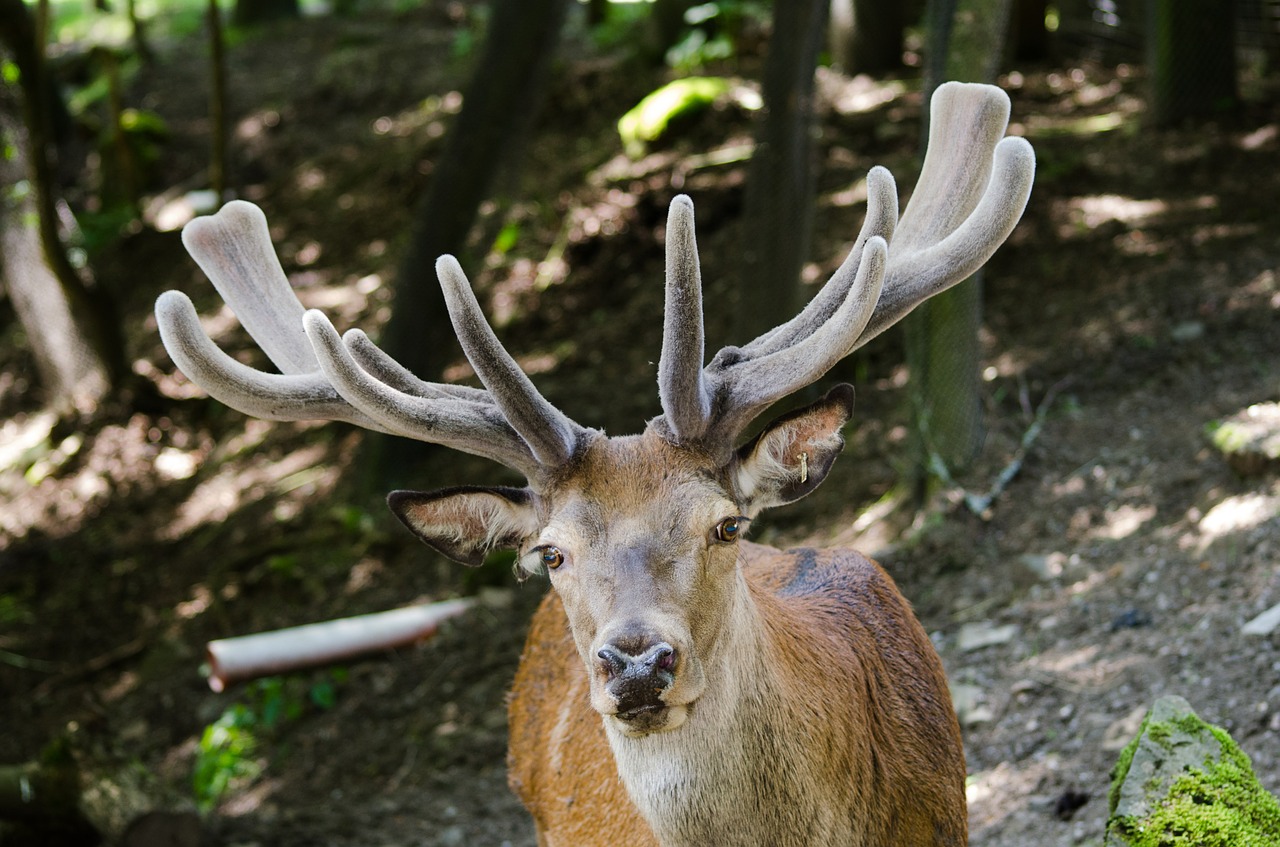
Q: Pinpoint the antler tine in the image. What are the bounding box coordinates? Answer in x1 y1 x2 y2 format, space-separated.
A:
343 328 494 404
180 201 317 376
719 235 887 436
435 256 586 467
156 289 394 430
856 134 1034 346
658 195 713 442
302 310 542 476
852 81 1035 347
738 165 899 359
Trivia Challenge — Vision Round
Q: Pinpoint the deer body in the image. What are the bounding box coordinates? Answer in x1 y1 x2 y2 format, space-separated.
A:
156 82 1033 847
511 525 965 847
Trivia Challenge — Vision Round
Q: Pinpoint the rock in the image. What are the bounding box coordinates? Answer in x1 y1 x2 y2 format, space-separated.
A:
1105 695 1280 846
1242 602 1280 636
957 621 1019 651
950 682 989 726
1020 553 1066 580
1206 403 1280 476
1170 321 1205 342
1109 608 1152 631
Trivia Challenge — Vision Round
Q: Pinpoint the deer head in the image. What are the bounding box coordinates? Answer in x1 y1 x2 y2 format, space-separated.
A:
157 82 1033 738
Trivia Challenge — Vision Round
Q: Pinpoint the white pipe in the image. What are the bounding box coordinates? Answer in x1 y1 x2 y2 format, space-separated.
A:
205 598 474 692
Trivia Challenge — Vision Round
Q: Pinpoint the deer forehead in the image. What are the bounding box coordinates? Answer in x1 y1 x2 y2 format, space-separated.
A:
537 434 738 551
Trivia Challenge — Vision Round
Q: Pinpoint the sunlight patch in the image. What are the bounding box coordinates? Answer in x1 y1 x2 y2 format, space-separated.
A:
1196 487 1280 552
1091 503 1156 541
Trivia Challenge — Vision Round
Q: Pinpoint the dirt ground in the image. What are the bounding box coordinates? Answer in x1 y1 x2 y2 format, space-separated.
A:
2 4 1279 846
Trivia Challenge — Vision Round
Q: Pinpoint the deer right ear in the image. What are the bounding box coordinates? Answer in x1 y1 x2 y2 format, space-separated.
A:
387 486 540 566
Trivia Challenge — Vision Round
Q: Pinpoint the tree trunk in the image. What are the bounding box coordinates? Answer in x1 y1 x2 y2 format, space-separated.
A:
902 0 1013 499
0 0 123 407
125 0 153 63
646 0 698 62
232 0 298 27
207 0 228 199
364 0 573 492
829 0 905 76
1009 0 1048 63
734 0 830 347
1147 0 1238 126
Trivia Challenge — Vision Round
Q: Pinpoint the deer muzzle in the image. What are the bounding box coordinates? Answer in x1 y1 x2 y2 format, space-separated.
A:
597 641 677 719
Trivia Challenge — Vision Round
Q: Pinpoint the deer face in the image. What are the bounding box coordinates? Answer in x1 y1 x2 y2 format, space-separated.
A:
389 387 854 737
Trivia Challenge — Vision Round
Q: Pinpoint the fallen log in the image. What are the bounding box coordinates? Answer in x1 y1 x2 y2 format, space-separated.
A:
205 597 475 692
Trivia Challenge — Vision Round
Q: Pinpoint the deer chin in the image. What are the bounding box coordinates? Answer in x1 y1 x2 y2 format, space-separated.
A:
607 703 689 737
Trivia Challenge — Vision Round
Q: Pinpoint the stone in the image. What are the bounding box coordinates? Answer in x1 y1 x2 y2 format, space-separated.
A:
1207 403 1280 476
956 621 1019 652
1105 695 1280 846
1242 602 1280 637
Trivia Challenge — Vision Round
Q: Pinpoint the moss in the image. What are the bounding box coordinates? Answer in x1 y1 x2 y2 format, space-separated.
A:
1206 420 1250 454
1108 708 1280 846
616 77 732 158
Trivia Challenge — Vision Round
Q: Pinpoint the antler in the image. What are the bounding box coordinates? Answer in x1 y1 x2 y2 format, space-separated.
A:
654 81 1036 455
156 201 587 481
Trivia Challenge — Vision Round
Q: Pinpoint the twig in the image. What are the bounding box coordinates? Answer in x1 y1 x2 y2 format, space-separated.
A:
928 376 1073 518
0 647 59 672
33 636 149 699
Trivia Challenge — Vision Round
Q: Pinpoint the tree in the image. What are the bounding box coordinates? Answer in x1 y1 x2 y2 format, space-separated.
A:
1 102 111 411
207 0 228 199
233 0 298 27
1147 0 1237 126
646 0 699 63
901 0 1014 500
365 0 573 490
0 0 124 410
734 0 830 345
828 0 905 76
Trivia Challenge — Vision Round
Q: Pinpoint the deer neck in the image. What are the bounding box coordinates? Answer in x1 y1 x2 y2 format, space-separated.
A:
603 571 833 847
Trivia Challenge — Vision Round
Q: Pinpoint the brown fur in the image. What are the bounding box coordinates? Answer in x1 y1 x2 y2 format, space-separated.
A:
508 540 966 846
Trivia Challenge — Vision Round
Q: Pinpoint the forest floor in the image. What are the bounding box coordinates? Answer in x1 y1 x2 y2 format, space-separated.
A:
2 4 1280 846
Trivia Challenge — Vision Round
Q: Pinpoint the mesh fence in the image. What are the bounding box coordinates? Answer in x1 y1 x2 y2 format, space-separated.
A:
1055 0 1280 74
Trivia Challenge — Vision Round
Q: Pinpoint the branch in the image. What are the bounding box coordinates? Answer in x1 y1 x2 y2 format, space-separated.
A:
926 376 1072 518
205 598 474 692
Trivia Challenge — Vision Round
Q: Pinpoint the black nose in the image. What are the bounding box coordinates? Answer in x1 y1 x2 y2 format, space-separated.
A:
597 642 677 715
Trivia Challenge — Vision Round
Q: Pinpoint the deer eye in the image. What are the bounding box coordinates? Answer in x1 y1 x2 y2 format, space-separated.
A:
713 516 745 543
539 546 565 570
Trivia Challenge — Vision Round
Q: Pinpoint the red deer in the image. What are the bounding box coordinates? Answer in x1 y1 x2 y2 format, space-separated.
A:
156 81 1034 846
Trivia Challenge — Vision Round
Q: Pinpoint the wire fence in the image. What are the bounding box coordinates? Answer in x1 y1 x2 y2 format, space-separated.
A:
1056 0 1280 76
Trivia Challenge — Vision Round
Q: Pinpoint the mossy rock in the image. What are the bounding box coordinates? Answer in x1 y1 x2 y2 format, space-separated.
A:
1106 695 1280 846
616 77 733 158
1206 403 1280 476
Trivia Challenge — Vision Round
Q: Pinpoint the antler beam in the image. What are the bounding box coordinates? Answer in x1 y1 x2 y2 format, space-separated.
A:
654 81 1036 454
156 201 586 482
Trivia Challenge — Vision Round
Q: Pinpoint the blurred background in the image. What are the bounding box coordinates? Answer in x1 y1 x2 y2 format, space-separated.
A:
1 1 1278 844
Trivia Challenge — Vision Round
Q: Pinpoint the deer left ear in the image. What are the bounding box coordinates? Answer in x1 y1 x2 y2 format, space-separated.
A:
387 486 540 566
733 384 854 516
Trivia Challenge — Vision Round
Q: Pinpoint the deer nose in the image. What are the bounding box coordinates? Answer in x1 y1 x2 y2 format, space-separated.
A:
597 642 677 715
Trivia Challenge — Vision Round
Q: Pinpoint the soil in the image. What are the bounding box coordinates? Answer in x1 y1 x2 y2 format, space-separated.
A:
3 5 1279 846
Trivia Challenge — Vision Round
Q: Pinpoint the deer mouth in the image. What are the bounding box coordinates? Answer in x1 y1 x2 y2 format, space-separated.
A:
609 702 689 736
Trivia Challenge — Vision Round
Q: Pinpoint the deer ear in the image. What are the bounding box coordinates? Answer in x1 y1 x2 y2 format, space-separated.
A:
733 384 854 516
387 486 540 566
